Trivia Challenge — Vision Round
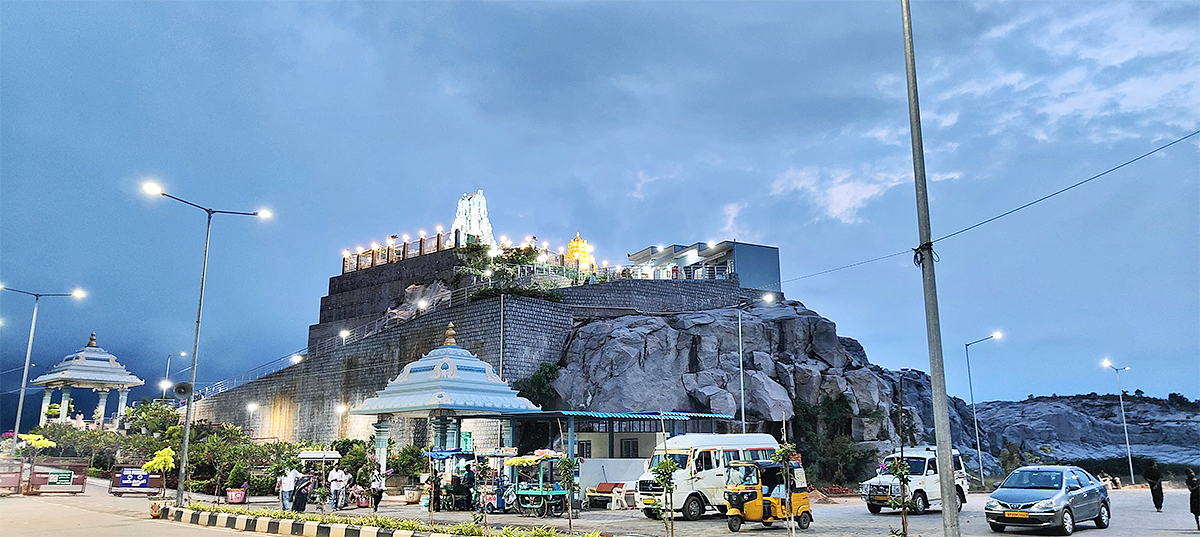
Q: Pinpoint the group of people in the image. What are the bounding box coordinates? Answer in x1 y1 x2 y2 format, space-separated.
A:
1142 461 1200 530
276 464 387 513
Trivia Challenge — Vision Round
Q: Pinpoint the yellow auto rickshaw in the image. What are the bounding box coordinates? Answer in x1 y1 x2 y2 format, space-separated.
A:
724 460 813 532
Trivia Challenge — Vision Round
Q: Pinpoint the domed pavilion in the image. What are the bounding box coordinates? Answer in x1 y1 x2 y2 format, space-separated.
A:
31 333 144 427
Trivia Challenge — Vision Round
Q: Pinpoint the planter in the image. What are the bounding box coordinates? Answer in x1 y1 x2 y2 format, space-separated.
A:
149 497 174 519
226 488 247 504
357 495 371 508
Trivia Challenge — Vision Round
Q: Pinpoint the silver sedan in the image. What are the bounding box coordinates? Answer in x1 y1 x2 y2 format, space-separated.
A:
984 465 1111 535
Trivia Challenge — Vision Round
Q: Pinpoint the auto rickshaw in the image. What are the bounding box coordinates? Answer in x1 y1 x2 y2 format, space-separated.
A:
724 460 813 532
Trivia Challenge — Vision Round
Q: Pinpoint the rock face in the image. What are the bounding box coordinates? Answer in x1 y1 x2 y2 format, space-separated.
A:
552 301 1200 474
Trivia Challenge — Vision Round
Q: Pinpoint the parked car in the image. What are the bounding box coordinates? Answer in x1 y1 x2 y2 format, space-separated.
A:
858 446 968 515
985 465 1110 535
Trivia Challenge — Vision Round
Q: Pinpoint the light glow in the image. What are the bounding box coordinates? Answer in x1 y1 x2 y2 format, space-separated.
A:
246 403 258 412
402 234 410 242
339 329 351 340
762 293 775 303
343 249 351 258
336 405 348 414
536 254 548 263
483 269 493 277
707 241 716 248
542 241 549 248
256 209 272 219
370 242 380 250
142 182 163 196
290 354 303 364
992 331 1003 340
419 230 426 238
159 379 173 390
180 352 188 357
71 288 87 299
436 225 444 233
1101 358 1112 369
386 237 395 246
355 246 364 254
417 299 429 310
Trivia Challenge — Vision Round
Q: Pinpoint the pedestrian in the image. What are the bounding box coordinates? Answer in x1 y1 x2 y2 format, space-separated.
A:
369 467 386 512
278 465 302 511
1144 460 1164 512
1186 468 1199 531
328 466 347 510
293 470 314 512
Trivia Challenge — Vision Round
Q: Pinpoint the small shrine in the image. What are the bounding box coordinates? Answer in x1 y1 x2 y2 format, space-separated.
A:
350 323 538 470
565 232 595 270
31 333 144 427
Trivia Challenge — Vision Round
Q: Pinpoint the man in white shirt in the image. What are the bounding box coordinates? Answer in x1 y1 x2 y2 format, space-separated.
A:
279 467 302 511
328 467 347 510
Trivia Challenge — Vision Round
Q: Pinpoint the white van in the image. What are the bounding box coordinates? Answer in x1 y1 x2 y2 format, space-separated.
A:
634 433 780 520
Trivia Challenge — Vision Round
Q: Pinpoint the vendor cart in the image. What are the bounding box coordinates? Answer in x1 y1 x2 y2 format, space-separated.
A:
423 449 477 511
505 450 568 518
476 448 518 514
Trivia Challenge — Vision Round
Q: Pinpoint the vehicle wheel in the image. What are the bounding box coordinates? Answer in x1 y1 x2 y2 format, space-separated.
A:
762 521 773 527
1059 509 1075 536
550 498 564 517
989 522 1005 533
485 502 494 514
1094 502 1110 529
957 488 966 512
727 515 742 532
867 503 882 514
912 492 928 515
682 495 704 521
644 508 661 519
798 512 812 530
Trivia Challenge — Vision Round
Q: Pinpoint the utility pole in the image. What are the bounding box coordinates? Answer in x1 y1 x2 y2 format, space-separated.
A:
900 1 959 535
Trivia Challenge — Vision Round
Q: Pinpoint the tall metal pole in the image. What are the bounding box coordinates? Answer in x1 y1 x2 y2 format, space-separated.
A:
900 0 958 533
10 297 40 455
162 354 173 399
965 343 985 488
1114 369 1134 485
738 308 745 434
176 211 213 504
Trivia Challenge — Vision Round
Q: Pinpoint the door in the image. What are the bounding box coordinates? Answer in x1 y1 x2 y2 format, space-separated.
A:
693 449 723 505
1065 471 1090 518
924 458 941 506
1070 470 1099 518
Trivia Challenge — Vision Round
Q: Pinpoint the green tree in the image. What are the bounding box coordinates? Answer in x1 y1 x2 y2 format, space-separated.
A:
650 458 679 537
513 362 561 409
126 401 180 434
44 401 76 419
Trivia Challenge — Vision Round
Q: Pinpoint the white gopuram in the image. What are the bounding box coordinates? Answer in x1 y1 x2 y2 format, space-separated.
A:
451 190 496 246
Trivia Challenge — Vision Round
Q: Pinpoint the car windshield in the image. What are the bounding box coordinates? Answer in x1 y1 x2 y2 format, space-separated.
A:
881 457 926 476
726 465 759 487
649 452 689 470
1001 470 1063 490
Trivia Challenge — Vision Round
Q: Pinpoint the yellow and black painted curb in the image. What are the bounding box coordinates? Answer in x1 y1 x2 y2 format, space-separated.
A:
160 506 456 537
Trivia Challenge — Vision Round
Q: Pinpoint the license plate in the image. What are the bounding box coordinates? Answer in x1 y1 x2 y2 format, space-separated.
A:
1004 511 1029 518
872 496 890 501
643 499 654 505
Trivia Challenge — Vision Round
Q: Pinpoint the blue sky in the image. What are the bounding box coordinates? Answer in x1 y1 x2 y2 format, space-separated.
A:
2 1 1197 428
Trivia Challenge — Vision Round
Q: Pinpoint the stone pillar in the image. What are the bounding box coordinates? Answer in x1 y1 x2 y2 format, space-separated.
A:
431 417 448 450
418 237 426 256
436 232 444 251
39 389 53 427
59 387 73 422
95 389 112 425
373 418 391 475
116 388 130 422
402 241 409 260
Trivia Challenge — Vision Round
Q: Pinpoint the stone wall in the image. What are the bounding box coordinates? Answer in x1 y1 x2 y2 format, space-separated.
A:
558 278 757 313
194 295 572 445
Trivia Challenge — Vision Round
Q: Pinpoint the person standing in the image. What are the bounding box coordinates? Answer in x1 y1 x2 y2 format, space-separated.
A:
279 465 302 511
369 468 386 512
328 467 347 510
293 470 314 512
1143 460 1164 512
1186 468 1199 531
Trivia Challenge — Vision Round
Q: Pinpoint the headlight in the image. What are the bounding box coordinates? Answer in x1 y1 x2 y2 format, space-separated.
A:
892 484 902 496
743 491 756 501
861 484 869 494
985 498 1000 510
1031 499 1056 511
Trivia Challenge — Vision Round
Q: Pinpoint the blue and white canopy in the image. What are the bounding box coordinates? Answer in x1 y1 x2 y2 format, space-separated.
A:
31 333 144 391
350 323 539 417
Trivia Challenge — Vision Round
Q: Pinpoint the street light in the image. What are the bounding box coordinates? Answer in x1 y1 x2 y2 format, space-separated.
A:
143 181 270 504
339 329 351 344
964 331 1002 488
1 284 86 456
161 352 187 398
1101 357 1135 486
737 292 777 433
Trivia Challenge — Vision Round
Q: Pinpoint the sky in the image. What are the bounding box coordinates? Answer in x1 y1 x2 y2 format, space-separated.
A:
2 1 1197 432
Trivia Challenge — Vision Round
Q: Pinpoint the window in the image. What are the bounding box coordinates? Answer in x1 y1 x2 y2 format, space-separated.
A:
620 439 639 459
1071 470 1092 486
577 441 592 459
953 456 963 471
723 450 742 466
746 448 776 461
928 459 937 475
695 451 716 472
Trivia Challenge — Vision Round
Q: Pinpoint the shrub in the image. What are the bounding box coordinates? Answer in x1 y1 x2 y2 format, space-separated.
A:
249 476 275 496
227 463 250 490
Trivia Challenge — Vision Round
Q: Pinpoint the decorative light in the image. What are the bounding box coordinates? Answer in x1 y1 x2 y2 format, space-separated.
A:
386 236 395 246
290 354 303 364
142 182 163 196
419 230 426 238
355 246 364 254
488 248 501 257
336 405 348 414
339 329 351 340
71 288 87 299
342 249 351 258
256 209 272 219
483 269 493 277
499 235 508 243
536 254 548 263
762 293 775 303
417 299 429 310
558 246 565 253
159 379 172 391
524 236 532 244
707 241 716 248
542 241 549 248
402 234 410 242
370 242 380 250
436 225 444 233
992 331 1003 340
603 260 609 267
246 403 259 412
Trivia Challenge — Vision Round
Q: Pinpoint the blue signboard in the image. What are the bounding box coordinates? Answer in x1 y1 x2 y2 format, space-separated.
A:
119 468 150 488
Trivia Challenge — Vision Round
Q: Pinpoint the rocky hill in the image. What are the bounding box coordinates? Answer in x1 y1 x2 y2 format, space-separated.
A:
551 300 1199 475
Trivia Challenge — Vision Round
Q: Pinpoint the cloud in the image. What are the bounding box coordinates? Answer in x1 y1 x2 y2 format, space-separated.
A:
720 202 747 237
629 167 679 199
938 71 1037 101
770 165 930 223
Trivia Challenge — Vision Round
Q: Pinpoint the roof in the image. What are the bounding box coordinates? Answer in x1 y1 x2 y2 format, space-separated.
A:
30 334 144 390
350 323 539 417
558 411 734 421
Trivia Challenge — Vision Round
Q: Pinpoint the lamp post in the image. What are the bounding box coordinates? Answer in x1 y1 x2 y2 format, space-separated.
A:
1 284 86 456
142 181 271 504
161 352 187 399
737 292 776 433
964 331 1002 488
1101 358 1135 486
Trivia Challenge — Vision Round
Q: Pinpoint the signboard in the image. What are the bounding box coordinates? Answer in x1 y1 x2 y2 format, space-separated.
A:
47 471 73 486
119 468 150 488
460 432 473 452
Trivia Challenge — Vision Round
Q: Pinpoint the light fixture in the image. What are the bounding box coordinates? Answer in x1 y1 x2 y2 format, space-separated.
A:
336 404 348 414
419 230 426 238
402 234 410 242
342 249 351 258
499 235 508 243
159 379 172 391
707 241 716 248
762 293 775 303
417 299 429 310
436 225 444 233
603 260 609 267
339 329 350 340
142 182 163 196
290 354 303 364
246 403 258 412
386 237 395 246
483 269 493 277
992 331 1003 340
71 288 87 299
542 241 549 248
558 246 565 253
524 236 532 244
255 209 272 219
1101 358 1112 369
536 254 548 263
355 246 364 254
370 242 380 250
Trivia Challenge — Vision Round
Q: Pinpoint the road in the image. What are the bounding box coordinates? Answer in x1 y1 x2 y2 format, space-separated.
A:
0 484 1194 536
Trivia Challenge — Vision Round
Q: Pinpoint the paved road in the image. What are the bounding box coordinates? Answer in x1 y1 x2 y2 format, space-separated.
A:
0 484 1194 536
